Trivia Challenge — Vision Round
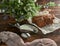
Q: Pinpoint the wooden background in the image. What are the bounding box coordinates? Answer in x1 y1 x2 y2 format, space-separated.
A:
37 0 60 16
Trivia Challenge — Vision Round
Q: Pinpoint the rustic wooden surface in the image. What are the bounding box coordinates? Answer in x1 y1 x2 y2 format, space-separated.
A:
0 13 60 46
0 0 60 46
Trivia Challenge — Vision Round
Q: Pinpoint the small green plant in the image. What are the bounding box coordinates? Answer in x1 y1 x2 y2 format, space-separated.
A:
0 0 41 38
0 0 40 22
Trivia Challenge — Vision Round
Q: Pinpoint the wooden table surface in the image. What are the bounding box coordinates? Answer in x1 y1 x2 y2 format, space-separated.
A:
0 0 60 46
23 29 60 46
0 13 60 46
22 15 60 46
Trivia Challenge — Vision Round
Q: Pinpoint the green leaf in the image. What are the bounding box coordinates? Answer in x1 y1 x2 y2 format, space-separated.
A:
0 0 40 22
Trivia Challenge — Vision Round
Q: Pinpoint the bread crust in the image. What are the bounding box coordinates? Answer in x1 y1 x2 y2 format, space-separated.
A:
32 14 55 27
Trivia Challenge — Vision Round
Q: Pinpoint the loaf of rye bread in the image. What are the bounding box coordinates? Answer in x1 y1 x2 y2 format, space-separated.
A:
32 14 55 28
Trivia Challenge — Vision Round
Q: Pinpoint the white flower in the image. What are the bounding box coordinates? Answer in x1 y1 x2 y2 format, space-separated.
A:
34 0 37 2
18 0 20 3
